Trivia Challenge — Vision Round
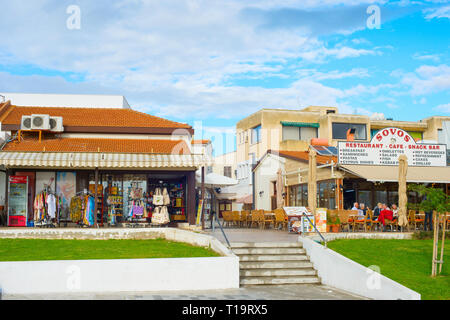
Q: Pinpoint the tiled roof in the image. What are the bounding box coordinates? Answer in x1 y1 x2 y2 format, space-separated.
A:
0 105 191 129
191 139 211 145
2 136 191 154
272 150 337 165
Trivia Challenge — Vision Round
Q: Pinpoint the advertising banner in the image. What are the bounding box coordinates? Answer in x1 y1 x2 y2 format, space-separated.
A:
315 208 327 233
338 127 446 167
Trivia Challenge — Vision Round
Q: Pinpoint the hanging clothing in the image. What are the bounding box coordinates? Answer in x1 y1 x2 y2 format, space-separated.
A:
46 194 57 218
70 196 83 222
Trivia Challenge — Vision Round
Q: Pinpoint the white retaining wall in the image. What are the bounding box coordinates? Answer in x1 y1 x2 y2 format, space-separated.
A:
301 237 421 300
0 228 239 294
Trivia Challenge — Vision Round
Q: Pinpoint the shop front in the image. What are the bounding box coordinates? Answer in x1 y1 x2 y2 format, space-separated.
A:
1 153 204 228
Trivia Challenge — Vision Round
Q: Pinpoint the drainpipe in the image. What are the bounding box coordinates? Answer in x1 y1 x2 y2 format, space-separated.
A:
249 153 256 210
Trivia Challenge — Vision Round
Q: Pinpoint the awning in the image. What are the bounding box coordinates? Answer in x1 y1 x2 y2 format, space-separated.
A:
195 172 238 187
280 121 320 128
0 152 212 169
236 194 253 204
339 164 450 183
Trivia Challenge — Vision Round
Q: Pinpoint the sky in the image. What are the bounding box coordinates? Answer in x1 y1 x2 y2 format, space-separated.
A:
0 0 449 155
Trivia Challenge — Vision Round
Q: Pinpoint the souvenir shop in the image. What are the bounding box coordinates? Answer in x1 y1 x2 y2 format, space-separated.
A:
5 169 195 228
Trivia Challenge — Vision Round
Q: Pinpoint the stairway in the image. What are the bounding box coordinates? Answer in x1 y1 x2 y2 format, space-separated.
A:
231 242 321 286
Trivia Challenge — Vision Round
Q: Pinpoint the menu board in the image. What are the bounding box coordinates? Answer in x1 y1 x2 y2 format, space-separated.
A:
338 127 447 167
8 176 28 227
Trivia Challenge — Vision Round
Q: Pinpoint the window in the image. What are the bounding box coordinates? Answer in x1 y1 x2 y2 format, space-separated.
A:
289 184 308 207
223 166 232 178
332 123 367 140
318 180 336 209
282 126 318 141
252 125 262 144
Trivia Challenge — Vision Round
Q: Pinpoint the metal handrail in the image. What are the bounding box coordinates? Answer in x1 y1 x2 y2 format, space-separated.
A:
302 212 327 247
213 211 232 248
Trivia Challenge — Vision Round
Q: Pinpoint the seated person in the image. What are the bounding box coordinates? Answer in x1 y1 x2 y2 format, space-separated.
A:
379 204 394 229
392 204 399 219
357 203 367 219
372 203 383 220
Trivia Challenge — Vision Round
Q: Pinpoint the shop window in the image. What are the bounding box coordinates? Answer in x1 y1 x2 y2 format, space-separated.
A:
252 125 262 144
358 190 371 209
332 123 367 140
223 166 232 178
318 180 336 209
282 126 318 141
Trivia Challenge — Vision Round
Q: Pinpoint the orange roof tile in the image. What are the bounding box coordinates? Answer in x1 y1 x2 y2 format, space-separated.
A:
191 139 211 145
2 137 191 154
0 105 191 129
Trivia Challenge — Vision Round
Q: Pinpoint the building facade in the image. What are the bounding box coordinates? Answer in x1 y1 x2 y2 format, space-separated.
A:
234 106 450 210
0 98 207 228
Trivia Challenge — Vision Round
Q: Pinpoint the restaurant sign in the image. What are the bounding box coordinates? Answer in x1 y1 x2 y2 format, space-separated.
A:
338 127 447 167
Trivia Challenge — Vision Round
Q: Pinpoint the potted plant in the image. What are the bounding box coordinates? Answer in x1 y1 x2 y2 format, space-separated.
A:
326 211 341 233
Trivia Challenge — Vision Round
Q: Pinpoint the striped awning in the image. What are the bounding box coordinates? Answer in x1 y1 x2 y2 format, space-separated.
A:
0 152 212 169
280 121 320 128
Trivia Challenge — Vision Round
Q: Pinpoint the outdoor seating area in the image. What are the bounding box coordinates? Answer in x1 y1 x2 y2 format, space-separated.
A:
220 209 449 233
328 209 449 233
221 209 289 230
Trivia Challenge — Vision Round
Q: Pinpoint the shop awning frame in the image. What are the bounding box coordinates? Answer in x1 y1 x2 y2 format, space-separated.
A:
280 121 320 128
0 151 212 169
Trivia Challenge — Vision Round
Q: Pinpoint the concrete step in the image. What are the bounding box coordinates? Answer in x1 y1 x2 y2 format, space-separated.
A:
233 248 306 255
240 261 314 269
240 275 320 286
238 254 309 262
240 268 317 277
231 242 302 248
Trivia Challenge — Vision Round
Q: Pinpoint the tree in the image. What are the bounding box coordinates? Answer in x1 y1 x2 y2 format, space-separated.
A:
408 184 449 276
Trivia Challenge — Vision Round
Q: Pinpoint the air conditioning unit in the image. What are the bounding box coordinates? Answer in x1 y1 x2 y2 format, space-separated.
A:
49 116 64 132
21 116 32 130
31 114 50 130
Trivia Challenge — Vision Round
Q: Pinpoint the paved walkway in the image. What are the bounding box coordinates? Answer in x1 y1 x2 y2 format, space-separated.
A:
206 228 300 243
3 284 364 300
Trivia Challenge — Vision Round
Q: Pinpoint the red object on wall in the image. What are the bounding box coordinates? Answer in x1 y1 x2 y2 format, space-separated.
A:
310 138 329 146
14 171 35 223
8 215 26 227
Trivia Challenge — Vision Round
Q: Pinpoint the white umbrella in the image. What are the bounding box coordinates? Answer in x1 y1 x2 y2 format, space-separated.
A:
195 171 238 187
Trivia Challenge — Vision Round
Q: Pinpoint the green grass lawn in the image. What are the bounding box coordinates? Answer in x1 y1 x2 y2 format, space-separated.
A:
0 238 220 261
327 239 449 300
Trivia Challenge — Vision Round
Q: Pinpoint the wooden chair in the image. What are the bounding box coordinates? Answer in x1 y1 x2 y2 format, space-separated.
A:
240 210 250 227
261 210 275 229
368 209 382 232
274 208 288 230
250 210 260 228
336 210 351 232
415 211 425 230
353 210 370 232
222 211 233 227
384 214 398 232
231 211 240 227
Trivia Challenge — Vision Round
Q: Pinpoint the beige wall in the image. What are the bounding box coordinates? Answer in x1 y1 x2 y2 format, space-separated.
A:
212 151 237 178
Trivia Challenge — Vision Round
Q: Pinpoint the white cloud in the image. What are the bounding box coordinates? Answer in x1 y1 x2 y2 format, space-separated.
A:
0 0 385 120
401 64 450 95
297 68 369 81
434 103 450 113
412 53 440 62
424 5 450 19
